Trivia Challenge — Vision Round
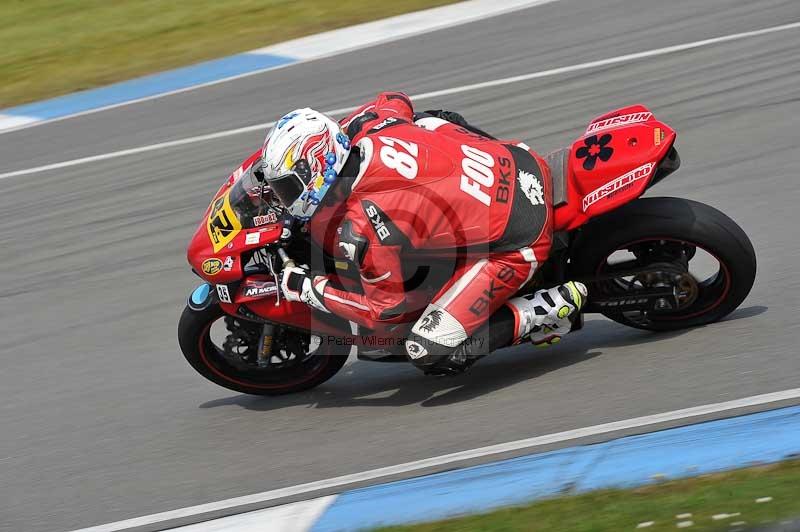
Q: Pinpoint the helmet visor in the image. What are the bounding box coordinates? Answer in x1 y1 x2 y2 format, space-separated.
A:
264 158 312 209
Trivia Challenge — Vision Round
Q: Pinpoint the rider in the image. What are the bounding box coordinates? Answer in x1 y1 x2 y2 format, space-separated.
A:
262 92 587 375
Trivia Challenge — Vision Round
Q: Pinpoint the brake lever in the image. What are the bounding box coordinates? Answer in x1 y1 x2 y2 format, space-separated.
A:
266 251 281 307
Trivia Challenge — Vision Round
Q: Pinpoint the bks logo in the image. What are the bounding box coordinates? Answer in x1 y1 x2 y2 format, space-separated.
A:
364 202 391 241
576 134 613 171
469 266 516 317
369 117 401 133
496 155 512 205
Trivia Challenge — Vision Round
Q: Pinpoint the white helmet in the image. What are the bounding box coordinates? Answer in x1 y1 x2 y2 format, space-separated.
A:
261 108 351 221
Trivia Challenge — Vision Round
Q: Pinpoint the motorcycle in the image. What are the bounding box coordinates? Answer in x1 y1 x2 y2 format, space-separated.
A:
178 105 756 395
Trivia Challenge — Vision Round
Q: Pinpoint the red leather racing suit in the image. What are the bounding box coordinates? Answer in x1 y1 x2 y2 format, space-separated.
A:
308 92 553 370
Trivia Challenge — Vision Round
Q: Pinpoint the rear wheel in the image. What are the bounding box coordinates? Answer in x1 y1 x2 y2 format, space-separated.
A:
178 304 348 395
570 197 756 331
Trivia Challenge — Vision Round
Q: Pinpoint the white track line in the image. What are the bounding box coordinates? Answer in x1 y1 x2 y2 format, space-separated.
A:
412 20 800 98
2 20 799 182
70 388 800 532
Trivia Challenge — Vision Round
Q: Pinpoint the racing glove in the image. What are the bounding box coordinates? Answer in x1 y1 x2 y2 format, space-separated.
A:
280 265 330 313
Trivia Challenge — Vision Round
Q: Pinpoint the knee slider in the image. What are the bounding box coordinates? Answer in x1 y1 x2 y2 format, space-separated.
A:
405 331 454 369
405 306 468 370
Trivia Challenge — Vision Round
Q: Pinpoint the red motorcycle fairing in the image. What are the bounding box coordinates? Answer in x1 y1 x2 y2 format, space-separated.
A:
187 150 281 285
225 275 353 337
552 105 676 232
218 298 352 338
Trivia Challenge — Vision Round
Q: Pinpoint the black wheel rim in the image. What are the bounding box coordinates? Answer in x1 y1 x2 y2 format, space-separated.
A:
595 237 732 324
198 317 331 391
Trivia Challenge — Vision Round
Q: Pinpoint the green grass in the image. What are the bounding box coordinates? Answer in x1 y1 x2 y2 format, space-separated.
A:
378 460 800 532
0 0 458 108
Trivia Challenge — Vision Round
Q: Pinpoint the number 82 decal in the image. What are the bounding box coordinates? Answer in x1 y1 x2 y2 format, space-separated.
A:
378 136 419 179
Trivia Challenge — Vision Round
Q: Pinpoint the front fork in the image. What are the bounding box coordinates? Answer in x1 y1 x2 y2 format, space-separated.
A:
256 323 275 368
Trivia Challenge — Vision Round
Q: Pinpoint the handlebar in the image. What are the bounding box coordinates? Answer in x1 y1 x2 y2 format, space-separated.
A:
276 247 296 269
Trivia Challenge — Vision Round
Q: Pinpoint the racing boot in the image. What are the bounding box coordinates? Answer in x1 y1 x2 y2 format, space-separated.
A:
506 281 587 347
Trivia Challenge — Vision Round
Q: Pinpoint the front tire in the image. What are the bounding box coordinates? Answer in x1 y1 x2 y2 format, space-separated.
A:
570 197 756 331
178 304 348 395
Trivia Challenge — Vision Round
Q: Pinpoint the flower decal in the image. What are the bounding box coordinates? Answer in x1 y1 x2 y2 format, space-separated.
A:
576 134 613 171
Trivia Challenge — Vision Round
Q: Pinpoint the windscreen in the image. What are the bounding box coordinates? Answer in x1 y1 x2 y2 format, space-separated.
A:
227 162 283 229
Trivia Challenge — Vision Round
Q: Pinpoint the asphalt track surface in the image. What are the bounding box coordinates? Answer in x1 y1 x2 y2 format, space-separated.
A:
1 0 799 530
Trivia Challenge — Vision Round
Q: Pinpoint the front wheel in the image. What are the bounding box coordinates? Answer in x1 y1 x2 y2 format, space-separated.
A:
570 197 756 331
178 304 348 395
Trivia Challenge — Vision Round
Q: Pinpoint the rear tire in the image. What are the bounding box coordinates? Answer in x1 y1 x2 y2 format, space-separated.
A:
570 197 756 331
178 304 348 395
